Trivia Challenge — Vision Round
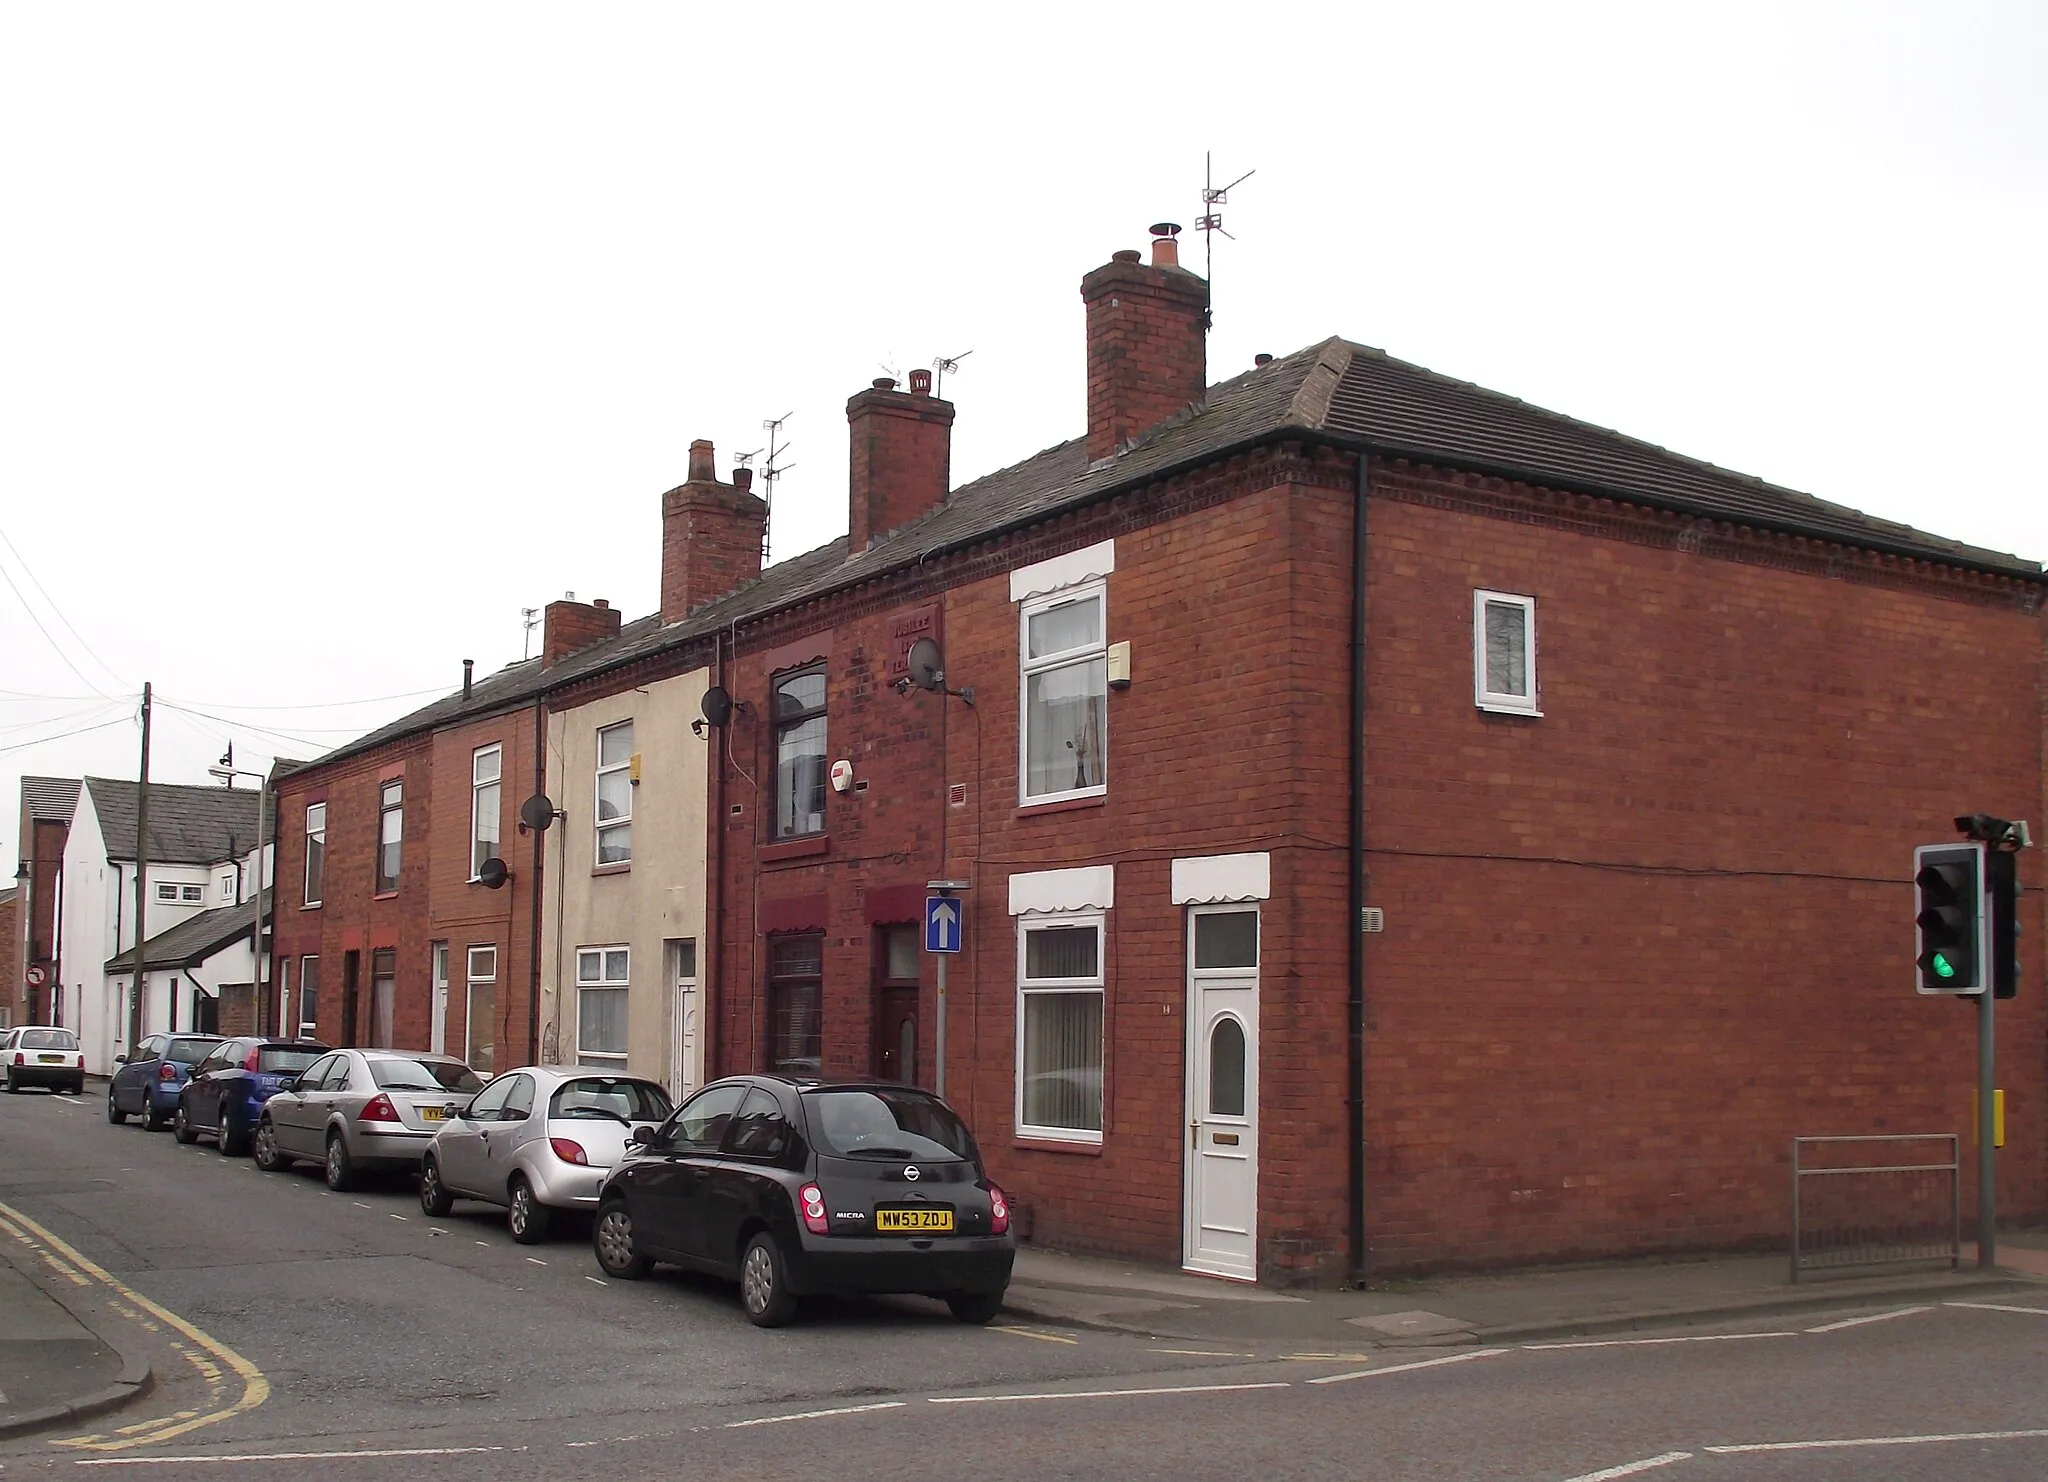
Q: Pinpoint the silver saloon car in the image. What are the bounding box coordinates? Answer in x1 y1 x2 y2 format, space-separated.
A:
254 1049 484 1190
419 1066 673 1244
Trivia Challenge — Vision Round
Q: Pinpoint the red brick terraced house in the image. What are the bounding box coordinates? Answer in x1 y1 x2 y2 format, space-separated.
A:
269 226 2044 1284
693 229 2044 1283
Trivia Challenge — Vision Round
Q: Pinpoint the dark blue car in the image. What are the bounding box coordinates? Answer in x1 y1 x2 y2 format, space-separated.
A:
175 1037 330 1157
107 1033 223 1129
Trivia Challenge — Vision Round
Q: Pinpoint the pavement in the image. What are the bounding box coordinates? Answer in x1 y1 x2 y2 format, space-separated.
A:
0 1227 151 1437
1002 1229 2048 1346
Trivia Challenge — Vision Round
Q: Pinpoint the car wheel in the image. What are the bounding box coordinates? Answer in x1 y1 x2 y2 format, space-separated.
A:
107 1089 127 1125
508 1178 551 1245
253 1119 287 1172
218 1111 248 1158
5 1071 17 1094
67 1079 83 1097
740 1231 799 1328
418 1156 454 1218
593 1201 652 1279
173 1103 197 1144
144 1102 169 1131
324 1133 354 1192
945 1290 1005 1324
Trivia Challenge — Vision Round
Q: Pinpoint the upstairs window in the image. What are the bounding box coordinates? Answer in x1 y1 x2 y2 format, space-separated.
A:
155 882 180 902
304 803 326 906
773 669 827 839
471 745 502 879
1020 584 1107 803
376 779 403 894
1473 590 1539 715
595 722 634 865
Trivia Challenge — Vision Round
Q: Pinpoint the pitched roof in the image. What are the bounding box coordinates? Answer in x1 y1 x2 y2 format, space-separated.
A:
299 333 2041 774
22 776 81 825
105 891 265 974
84 778 262 865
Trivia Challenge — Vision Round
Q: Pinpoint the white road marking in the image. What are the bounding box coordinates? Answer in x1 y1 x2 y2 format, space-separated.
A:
1148 1348 1251 1358
351 1202 371 1210
1558 1454 1693 1482
388 1214 407 1222
1308 1348 1510 1385
1805 1305 1934 1333
1523 1333 1796 1351
429 1228 448 1236
1707 1428 2048 1454
930 1381 1290 1406
75 1446 505 1466
1944 1300 2048 1317
525 1257 546 1266
474 1241 489 1247
725 1402 907 1428
585 1276 608 1287
990 1325 1078 1345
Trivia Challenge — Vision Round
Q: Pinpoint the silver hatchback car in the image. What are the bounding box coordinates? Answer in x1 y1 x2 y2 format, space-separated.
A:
253 1049 484 1190
419 1066 673 1243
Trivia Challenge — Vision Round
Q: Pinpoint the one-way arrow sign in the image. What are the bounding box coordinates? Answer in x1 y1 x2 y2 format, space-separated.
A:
925 896 962 954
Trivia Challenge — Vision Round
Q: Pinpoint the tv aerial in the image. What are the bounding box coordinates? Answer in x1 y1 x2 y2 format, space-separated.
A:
1198 151 1256 290
932 350 974 400
759 412 794 564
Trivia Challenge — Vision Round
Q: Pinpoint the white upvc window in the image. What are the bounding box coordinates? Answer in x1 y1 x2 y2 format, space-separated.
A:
1473 589 1540 715
594 722 633 866
155 882 180 902
575 946 630 1067
471 745 502 880
1019 581 1108 804
1014 911 1105 1144
466 945 497 1074
303 803 326 906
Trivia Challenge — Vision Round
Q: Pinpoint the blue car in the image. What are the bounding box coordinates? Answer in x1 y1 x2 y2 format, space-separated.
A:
108 1033 223 1130
175 1036 330 1157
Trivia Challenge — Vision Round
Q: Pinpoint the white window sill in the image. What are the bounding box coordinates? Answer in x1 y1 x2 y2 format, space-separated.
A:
1018 785 1107 810
1476 700 1542 717
1014 1126 1104 1148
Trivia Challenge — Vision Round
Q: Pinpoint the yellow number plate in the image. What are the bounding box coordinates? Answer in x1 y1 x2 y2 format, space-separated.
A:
420 1105 447 1121
37 1055 64 1065
875 1208 955 1234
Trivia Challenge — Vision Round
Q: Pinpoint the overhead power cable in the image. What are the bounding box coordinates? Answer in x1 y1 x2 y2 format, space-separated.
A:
0 712 133 756
0 524 129 692
161 684 451 713
0 559 110 698
154 699 336 754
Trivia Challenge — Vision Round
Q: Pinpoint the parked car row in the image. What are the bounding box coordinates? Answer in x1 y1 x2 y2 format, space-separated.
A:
95 1036 1017 1329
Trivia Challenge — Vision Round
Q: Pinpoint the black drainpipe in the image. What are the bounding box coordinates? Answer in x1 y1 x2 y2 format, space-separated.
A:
1348 452 1372 1286
528 696 546 1065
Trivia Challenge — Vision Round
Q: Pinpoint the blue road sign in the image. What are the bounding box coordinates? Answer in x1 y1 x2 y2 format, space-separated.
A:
925 896 963 954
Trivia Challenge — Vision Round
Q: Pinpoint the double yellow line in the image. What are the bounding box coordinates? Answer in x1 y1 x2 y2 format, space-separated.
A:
0 1200 269 1452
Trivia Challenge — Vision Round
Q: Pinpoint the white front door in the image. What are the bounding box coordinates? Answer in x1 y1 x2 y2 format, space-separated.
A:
1183 906 1259 1282
430 944 449 1056
667 939 698 1099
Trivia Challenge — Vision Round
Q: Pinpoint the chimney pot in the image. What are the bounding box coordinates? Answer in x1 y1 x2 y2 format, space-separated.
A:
872 376 897 391
1254 353 1273 367
687 439 716 483
909 368 932 396
1149 223 1182 269
1111 249 1141 264
733 466 754 492
592 598 608 610
462 659 474 700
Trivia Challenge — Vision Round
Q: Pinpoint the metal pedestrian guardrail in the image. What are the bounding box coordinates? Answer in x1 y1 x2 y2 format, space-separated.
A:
1790 1133 1961 1283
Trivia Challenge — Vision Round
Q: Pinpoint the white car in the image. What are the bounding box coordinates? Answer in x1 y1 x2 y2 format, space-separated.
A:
2 1027 85 1094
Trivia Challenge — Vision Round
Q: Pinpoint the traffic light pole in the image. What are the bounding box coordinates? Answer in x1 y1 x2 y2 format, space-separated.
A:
1977 977 1996 1268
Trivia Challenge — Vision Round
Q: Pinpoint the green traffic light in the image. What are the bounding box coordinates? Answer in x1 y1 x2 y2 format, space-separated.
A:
1933 953 1956 979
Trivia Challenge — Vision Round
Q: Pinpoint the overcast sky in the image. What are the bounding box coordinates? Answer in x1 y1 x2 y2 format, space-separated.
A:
4 1 2044 865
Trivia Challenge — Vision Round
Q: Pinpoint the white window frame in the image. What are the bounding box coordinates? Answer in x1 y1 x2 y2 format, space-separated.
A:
155 882 180 902
1018 580 1109 806
1013 909 1106 1146
465 945 497 1071
297 955 319 1038
594 721 634 867
376 778 403 894
303 802 326 906
1473 589 1540 715
575 945 630 1067
180 884 204 902
470 745 502 882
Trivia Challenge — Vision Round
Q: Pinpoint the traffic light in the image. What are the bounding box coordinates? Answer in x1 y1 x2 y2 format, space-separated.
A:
1914 842 1985 995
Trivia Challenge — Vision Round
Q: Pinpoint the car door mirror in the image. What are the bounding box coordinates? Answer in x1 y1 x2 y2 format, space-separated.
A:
278 1075 298 1092
629 1124 656 1147
114 1054 128 1066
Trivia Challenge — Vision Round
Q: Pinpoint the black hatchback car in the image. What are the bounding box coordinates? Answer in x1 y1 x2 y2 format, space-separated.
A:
591 1076 1013 1327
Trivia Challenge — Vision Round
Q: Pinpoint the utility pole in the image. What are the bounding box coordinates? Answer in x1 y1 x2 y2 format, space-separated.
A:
128 683 151 1050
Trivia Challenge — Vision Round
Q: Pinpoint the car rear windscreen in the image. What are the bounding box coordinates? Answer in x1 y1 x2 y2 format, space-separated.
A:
371 1057 484 1093
257 1047 322 1074
20 1029 78 1050
550 1078 673 1123
165 1038 219 1064
804 1088 976 1161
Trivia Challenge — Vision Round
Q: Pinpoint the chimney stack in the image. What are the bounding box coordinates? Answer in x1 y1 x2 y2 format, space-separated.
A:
661 440 768 624
1080 223 1209 461
543 594 623 666
846 371 955 552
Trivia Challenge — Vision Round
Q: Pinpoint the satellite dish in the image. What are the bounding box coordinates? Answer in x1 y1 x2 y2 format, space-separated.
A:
519 794 558 833
477 857 510 890
700 685 734 727
906 637 944 692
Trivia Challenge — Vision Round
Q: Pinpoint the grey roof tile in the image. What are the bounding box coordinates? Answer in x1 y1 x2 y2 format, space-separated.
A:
106 891 266 974
22 776 82 824
85 778 262 865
